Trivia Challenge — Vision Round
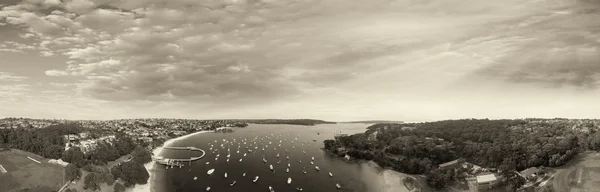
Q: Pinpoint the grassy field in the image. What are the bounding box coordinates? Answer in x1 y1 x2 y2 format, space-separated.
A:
551 151 600 192
0 149 65 192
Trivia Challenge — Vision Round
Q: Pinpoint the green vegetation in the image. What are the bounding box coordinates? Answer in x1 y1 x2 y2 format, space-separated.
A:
110 161 150 187
65 164 81 182
324 119 598 190
242 119 336 126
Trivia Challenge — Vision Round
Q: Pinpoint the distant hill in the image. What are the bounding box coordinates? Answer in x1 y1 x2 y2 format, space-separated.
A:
343 120 404 124
239 119 337 126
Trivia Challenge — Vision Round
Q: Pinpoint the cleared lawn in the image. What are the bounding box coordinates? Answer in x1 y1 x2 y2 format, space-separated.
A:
0 149 65 192
551 151 600 192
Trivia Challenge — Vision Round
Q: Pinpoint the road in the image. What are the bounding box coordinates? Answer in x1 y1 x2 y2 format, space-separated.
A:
552 167 576 192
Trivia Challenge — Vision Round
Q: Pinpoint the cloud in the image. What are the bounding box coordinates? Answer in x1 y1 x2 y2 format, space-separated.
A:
44 69 69 76
0 0 599 116
0 72 28 81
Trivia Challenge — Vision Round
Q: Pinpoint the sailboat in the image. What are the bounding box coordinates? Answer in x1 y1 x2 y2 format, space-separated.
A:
253 176 259 183
287 177 292 184
230 181 236 186
207 169 215 175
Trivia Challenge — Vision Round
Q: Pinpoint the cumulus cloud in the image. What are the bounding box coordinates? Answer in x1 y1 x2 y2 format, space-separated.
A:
44 69 69 76
0 0 599 118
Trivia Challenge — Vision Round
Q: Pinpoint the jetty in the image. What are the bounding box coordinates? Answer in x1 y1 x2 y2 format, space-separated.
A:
152 146 206 166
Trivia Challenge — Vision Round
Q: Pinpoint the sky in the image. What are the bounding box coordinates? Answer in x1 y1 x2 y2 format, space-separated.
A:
0 0 599 122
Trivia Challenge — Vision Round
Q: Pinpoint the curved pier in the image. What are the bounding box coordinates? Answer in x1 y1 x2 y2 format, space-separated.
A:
153 146 206 166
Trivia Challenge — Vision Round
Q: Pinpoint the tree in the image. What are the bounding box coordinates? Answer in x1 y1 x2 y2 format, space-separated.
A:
83 172 103 191
131 146 151 164
112 161 149 187
62 147 86 167
65 164 81 182
114 183 126 192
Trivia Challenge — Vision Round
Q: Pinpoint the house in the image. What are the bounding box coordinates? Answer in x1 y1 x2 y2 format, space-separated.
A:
63 134 79 142
78 132 89 139
476 173 498 190
438 158 463 169
519 167 539 179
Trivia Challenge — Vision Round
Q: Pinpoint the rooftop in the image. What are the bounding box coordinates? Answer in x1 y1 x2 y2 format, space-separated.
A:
476 174 497 183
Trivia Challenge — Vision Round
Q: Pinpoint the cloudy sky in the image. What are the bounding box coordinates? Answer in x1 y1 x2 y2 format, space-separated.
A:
0 0 599 122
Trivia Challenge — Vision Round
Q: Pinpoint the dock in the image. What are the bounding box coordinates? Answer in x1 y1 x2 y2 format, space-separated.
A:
152 146 206 166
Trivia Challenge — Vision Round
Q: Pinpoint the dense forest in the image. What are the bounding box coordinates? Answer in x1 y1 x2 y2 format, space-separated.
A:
241 119 337 126
324 119 599 190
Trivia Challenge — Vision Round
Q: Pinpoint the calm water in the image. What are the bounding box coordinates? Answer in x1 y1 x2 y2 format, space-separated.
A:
153 123 408 192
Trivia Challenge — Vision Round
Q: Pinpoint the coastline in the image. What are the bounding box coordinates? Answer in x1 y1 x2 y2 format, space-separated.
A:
126 130 212 192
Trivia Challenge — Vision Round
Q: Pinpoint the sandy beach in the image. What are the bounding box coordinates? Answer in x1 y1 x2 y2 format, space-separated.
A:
126 130 212 192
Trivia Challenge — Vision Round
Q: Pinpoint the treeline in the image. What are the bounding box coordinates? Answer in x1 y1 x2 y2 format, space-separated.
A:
243 119 336 126
324 119 596 189
0 123 81 159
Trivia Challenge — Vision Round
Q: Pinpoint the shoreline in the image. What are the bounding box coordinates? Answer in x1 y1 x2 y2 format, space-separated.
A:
127 130 212 192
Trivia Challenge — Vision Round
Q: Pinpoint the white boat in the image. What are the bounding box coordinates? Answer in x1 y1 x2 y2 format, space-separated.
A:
225 172 228 178
269 186 274 192
207 169 215 175
288 163 291 167
315 166 320 171
311 157 314 160
243 173 246 176
310 161 314 165
276 153 280 158
287 177 292 184
263 158 267 163
329 172 333 177
230 181 236 186
270 164 273 170
239 159 243 162
206 186 211 191
336 183 341 189
253 176 259 183
206 162 209 165
244 153 247 157
286 168 289 173
296 188 303 191
194 176 198 180
303 170 306 174
227 159 229 162
227 154 231 158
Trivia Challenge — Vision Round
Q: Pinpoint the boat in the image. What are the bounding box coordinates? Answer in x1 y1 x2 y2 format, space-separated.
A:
206 162 209 165
311 157 314 160
227 154 230 158
286 168 289 173
243 173 246 176
276 153 280 158
263 158 267 163
253 176 259 183
336 183 341 189
315 166 320 171
207 169 215 175
194 176 198 180
296 188 303 191
206 186 211 191
227 159 229 162
329 172 333 177
244 153 247 157
288 163 291 167
287 177 292 184
225 172 228 178
269 186 275 192
239 158 243 162
310 161 314 165
270 164 273 170
230 181 236 186
303 170 306 174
